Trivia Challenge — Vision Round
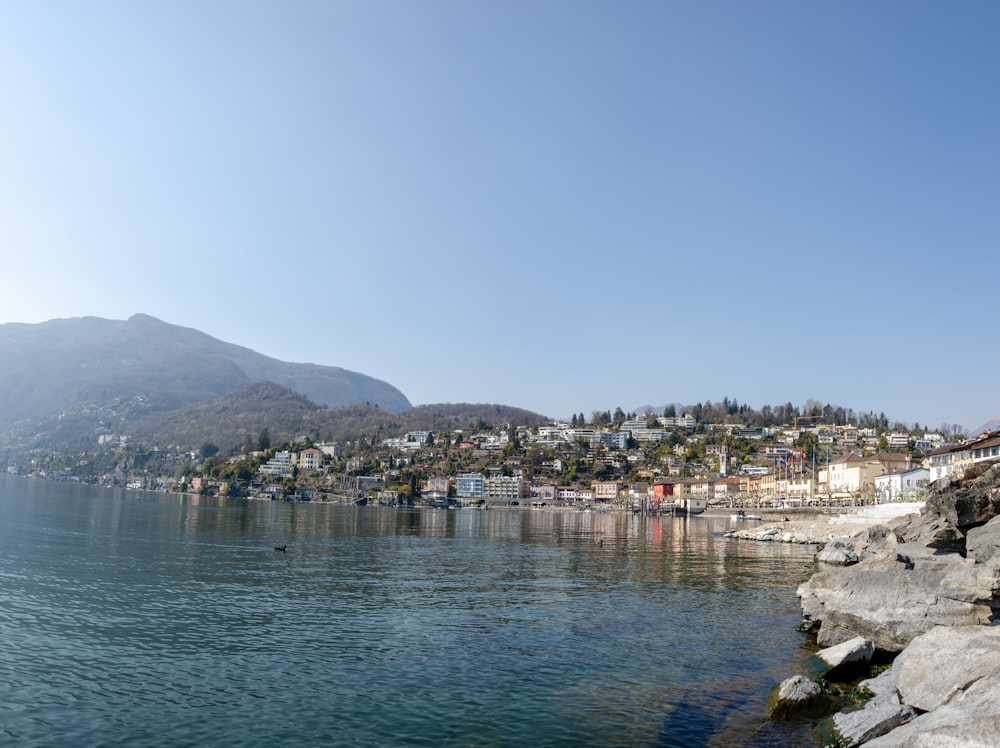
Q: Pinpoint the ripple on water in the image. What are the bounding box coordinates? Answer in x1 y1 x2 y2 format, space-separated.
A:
0 482 819 747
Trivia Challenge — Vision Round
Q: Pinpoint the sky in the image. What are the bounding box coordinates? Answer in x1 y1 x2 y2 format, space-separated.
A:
1 1 997 433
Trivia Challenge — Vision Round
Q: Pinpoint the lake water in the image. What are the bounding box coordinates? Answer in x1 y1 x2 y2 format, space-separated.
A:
0 476 821 746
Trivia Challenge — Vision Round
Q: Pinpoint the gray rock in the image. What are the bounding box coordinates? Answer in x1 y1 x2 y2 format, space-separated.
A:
821 701 917 747
893 625 1000 712
966 515 1000 563
817 538 859 566
864 673 1000 747
856 550 913 572
764 675 832 721
939 558 1000 607
924 461 1000 531
858 664 901 706
798 568 992 652
894 513 966 554
806 636 874 681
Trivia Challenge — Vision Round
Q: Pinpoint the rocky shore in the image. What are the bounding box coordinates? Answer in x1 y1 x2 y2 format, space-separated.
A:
732 461 1000 746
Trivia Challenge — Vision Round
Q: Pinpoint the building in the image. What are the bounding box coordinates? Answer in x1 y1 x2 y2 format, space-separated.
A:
484 476 526 500
922 431 1000 484
259 451 293 478
818 452 911 499
424 476 450 502
455 473 485 499
296 448 324 471
530 483 557 502
593 481 622 503
592 431 628 449
874 467 930 502
713 476 742 500
652 478 690 504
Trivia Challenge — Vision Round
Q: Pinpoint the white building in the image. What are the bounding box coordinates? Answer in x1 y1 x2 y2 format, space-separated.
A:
874 467 930 502
455 473 485 499
259 451 293 478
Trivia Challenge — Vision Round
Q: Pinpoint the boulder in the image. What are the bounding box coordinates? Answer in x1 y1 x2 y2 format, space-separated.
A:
765 675 833 721
855 550 912 572
892 625 1000 712
805 636 874 681
816 538 859 566
923 461 1000 531
857 664 902 706
892 514 965 554
863 673 1000 747
817 701 917 747
797 567 992 651
966 514 1000 563
938 558 1000 608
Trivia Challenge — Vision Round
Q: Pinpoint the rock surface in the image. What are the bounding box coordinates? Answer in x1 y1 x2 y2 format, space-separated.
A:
824 701 917 747
892 625 1000 712
806 636 874 681
764 675 831 720
761 461 1000 745
798 565 992 651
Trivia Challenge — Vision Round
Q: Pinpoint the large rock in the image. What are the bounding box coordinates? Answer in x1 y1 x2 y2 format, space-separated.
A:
798 567 992 651
966 514 1000 563
923 461 1000 530
805 636 874 681
819 701 917 747
938 558 1000 608
864 673 1000 747
893 625 1000 712
816 538 859 566
765 675 833 720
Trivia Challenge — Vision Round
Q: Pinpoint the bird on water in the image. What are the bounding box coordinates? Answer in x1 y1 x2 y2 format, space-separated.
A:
274 545 287 552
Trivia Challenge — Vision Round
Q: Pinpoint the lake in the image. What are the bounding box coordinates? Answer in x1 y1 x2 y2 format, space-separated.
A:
0 476 820 746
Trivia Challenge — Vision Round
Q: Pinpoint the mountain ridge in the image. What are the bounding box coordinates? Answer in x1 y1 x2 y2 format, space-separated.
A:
0 313 411 421
0 314 413 455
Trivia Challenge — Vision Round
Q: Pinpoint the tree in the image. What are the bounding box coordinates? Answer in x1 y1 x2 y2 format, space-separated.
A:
199 442 220 459
795 430 820 462
258 429 271 452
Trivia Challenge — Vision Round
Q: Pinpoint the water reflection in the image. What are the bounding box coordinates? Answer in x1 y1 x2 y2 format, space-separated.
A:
0 477 819 747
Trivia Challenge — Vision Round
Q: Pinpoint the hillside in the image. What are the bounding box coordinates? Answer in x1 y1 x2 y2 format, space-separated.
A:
133 385 549 452
0 314 412 456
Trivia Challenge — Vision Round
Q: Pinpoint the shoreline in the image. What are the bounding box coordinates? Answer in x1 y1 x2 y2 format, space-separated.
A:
755 463 1000 746
718 502 925 545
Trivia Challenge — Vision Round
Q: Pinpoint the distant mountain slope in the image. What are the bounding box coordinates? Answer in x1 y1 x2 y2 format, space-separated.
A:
971 417 1000 436
0 314 411 430
133 386 549 452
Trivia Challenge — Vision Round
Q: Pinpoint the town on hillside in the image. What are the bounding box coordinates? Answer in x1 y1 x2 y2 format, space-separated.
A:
12 405 997 512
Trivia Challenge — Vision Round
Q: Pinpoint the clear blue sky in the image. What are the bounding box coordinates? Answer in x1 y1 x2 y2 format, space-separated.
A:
1 1 997 432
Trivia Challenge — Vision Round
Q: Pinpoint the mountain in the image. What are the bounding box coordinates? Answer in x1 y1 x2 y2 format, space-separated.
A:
0 314 411 451
971 417 1000 437
131 385 549 451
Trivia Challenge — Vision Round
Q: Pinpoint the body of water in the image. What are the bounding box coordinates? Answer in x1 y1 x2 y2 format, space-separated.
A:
0 476 820 746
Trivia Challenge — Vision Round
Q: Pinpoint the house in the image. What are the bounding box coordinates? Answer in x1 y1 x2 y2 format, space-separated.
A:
296 448 324 472
259 451 293 478
530 483 557 502
713 476 742 500
456 473 485 499
484 475 526 500
818 452 911 499
874 467 930 502
652 478 688 503
593 481 622 503
424 476 450 501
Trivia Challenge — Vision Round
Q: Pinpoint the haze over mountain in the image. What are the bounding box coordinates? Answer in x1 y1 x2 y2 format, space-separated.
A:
0 314 410 441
